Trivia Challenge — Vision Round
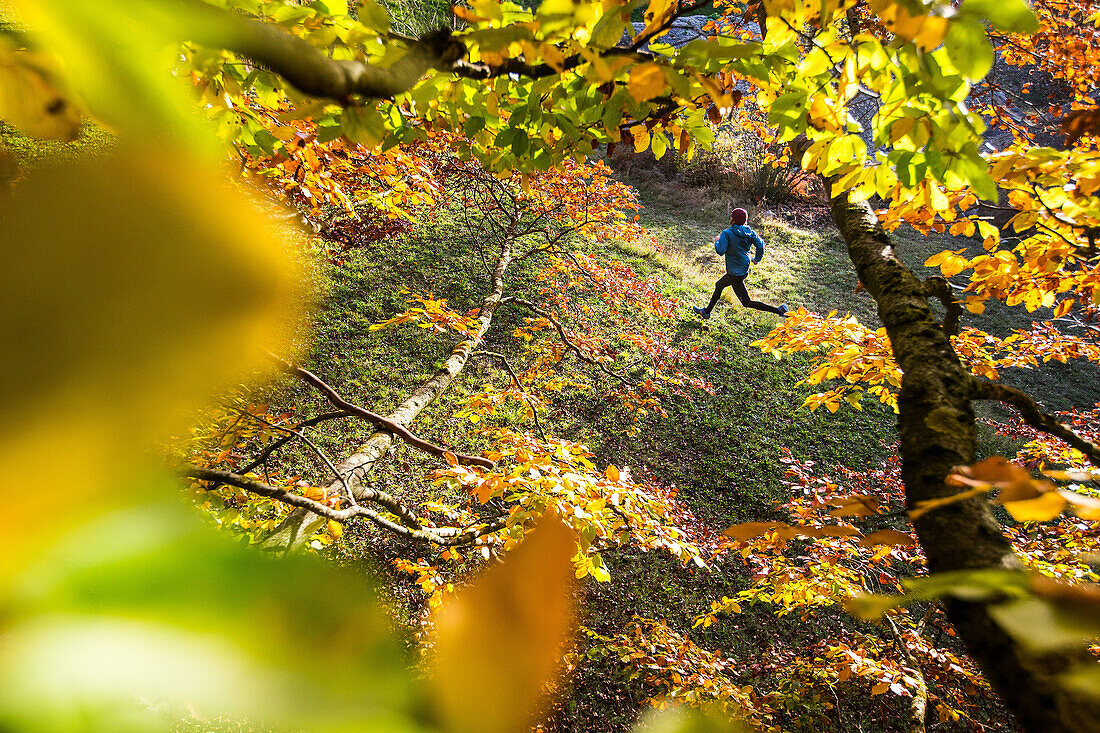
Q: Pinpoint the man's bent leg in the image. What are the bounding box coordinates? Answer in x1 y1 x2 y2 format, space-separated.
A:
730 276 784 315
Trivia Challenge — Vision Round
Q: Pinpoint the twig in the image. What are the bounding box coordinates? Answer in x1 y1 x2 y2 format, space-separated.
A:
506 298 632 382
475 350 549 442
183 466 506 546
267 351 495 469
240 410 353 474
235 408 358 506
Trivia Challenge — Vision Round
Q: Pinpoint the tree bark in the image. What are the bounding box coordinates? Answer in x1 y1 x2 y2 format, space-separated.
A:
828 193 1100 732
261 240 513 553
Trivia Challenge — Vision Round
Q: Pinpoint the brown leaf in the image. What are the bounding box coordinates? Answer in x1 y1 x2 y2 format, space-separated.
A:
432 512 577 733
828 494 880 517
1061 107 1100 145
860 529 917 548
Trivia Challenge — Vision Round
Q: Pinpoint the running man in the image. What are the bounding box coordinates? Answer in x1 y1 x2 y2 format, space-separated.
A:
693 207 788 319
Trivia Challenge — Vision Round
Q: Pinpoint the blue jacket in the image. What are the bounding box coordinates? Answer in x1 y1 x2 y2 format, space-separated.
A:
715 224 765 276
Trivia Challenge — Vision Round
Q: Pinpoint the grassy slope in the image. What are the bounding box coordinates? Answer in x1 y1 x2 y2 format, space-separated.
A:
11 118 1097 729
277 163 1096 729
274 174 906 731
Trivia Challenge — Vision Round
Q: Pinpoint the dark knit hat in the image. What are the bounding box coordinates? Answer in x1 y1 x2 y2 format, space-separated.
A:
730 208 748 226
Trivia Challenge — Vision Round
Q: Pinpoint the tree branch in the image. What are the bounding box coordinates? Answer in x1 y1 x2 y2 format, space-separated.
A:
240 410 353 474
236 408 358 506
506 298 631 382
183 466 505 546
922 276 961 338
173 0 464 100
268 351 494 470
970 380 1100 467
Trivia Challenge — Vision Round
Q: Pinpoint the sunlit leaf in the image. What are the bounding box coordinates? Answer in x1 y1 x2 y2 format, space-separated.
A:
432 512 577 732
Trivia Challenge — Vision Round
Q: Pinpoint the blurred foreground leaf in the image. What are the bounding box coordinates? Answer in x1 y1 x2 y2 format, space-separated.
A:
0 144 300 593
0 36 82 140
0 485 424 732
636 704 753 732
432 513 577 732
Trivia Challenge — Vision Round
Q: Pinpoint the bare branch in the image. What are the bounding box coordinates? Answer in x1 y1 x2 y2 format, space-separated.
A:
183 466 505 546
268 351 494 470
970 380 1100 467
235 409 363 511
240 410 353 474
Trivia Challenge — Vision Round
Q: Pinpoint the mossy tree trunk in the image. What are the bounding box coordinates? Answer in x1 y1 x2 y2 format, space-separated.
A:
829 192 1100 732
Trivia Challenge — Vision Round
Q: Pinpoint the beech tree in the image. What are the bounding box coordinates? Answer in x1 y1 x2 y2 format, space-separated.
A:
1 0 1099 731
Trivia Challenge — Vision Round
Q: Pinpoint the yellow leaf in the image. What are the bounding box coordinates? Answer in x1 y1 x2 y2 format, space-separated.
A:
432 513 577 732
1002 491 1067 522
913 15 949 50
605 464 621 482
640 0 675 39
627 62 667 103
0 144 299 595
631 125 650 153
0 39 83 140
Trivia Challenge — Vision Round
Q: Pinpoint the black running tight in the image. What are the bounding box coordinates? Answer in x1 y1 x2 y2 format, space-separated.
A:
705 273 783 314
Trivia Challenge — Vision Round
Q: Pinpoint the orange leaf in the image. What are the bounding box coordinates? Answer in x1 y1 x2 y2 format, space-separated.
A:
860 529 916 548
723 522 785 540
432 513 577 732
626 62 667 103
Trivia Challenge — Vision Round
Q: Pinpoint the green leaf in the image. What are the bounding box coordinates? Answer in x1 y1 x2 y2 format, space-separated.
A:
0 493 422 732
958 0 1038 34
988 597 1100 652
651 131 668 160
944 18 994 81
356 0 392 33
